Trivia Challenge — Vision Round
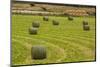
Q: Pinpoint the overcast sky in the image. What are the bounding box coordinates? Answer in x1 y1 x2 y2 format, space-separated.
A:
16 0 96 5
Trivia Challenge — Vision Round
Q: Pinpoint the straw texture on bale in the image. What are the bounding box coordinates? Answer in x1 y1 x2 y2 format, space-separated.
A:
83 25 90 31
52 20 59 25
68 16 73 20
31 45 47 59
32 21 40 28
83 20 88 25
43 16 49 21
29 27 38 35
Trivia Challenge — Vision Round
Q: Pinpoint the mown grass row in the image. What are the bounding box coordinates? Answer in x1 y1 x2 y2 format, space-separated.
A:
12 33 95 65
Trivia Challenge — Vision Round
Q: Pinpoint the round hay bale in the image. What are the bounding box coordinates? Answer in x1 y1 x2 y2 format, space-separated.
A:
30 3 35 7
31 45 47 59
29 27 38 35
68 16 73 20
32 21 40 28
41 7 47 11
83 20 88 25
83 25 90 31
52 20 59 25
43 16 49 21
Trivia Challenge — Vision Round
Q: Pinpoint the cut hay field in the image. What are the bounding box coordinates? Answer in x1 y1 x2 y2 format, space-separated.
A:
12 14 96 65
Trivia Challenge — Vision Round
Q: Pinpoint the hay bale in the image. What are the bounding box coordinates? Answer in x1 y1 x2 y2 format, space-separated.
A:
32 21 40 28
43 16 49 21
52 20 59 25
41 7 47 11
29 27 38 35
30 3 35 7
83 20 88 25
83 25 90 31
31 45 47 59
68 16 73 20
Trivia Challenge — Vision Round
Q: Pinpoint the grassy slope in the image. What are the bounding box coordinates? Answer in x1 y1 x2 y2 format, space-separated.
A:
12 14 96 65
